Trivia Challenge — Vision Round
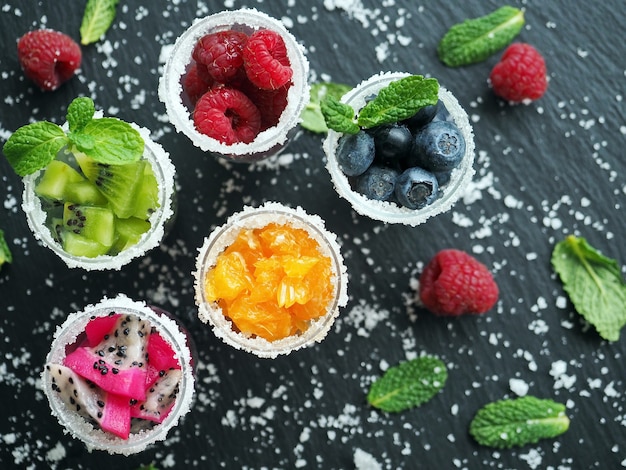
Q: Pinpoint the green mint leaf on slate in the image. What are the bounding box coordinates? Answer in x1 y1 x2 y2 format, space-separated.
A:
0 229 12 268
80 0 120 45
67 97 96 133
2 122 69 177
79 117 144 165
552 235 626 341
367 356 447 412
321 95 360 135
470 396 570 449
301 82 352 134
357 75 439 129
438 6 525 67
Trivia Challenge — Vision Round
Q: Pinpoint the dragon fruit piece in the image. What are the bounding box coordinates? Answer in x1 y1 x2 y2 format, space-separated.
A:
85 312 122 346
130 368 182 423
147 331 181 371
46 363 131 439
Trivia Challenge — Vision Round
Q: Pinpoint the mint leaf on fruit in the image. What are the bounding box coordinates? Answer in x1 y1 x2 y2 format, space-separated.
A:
357 75 439 129
301 82 352 134
0 229 12 269
552 235 626 341
80 0 120 45
321 95 360 135
3 122 69 177
67 96 96 133
470 396 570 449
367 356 447 413
79 117 144 165
438 6 525 67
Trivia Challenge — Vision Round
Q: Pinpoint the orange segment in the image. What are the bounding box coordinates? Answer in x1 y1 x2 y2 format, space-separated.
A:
205 251 253 301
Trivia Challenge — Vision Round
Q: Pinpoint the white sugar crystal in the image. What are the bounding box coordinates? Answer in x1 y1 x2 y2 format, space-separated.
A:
509 378 529 397
354 448 383 470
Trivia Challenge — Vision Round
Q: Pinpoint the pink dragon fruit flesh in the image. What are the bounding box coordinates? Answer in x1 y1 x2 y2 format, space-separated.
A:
130 368 182 423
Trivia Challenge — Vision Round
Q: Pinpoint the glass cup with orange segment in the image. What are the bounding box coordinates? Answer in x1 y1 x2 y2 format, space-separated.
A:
193 202 348 358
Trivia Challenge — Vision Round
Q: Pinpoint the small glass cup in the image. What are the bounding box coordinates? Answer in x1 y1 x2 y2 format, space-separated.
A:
194 202 348 358
21 122 176 271
41 294 196 455
323 71 476 226
158 8 310 163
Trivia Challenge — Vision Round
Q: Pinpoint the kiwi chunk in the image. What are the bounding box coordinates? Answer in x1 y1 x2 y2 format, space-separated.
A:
62 203 115 249
62 231 110 258
35 160 84 201
75 153 147 219
110 217 151 254
132 164 160 220
63 180 108 206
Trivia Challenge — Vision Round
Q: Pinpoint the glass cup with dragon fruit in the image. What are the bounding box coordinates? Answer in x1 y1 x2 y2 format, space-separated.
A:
41 294 196 455
158 8 310 163
323 71 476 226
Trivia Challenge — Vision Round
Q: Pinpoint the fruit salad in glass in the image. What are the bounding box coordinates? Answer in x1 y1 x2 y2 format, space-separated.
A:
3 97 176 270
323 72 475 226
194 202 348 358
159 8 310 163
41 294 196 455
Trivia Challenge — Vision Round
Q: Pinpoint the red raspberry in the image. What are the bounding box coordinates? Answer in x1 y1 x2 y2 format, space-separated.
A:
17 29 82 91
183 62 214 105
243 29 293 90
241 80 290 130
193 86 261 144
489 43 548 103
419 249 498 316
192 30 248 83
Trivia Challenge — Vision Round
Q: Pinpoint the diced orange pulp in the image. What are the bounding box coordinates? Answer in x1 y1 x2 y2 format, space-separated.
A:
204 223 334 341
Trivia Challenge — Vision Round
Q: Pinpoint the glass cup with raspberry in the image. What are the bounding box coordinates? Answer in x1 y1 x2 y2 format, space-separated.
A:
323 71 476 226
193 202 348 358
159 8 310 163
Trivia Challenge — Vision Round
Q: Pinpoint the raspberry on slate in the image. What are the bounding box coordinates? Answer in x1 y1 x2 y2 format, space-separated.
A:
243 29 293 90
183 63 214 105
17 29 82 91
192 30 249 83
193 86 262 145
419 249 499 316
489 43 548 104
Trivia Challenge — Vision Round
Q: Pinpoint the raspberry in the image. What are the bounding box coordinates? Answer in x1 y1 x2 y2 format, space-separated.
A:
419 249 498 316
242 81 290 130
489 43 548 103
193 86 262 145
183 62 214 105
243 29 293 90
192 31 248 83
17 29 82 91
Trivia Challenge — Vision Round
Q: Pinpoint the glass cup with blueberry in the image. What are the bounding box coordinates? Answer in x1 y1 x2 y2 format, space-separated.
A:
323 72 475 226
159 8 310 163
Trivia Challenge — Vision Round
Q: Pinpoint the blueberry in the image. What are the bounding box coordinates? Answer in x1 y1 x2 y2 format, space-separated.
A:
409 120 465 172
336 130 375 176
371 124 412 162
403 100 451 131
355 165 399 201
435 170 453 186
395 167 439 209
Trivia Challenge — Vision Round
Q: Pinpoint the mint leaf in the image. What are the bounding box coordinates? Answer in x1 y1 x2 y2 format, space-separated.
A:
0 229 12 269
321 96 359 135
552 235 626 341
2 122 69 176
79 117 144 164
80 0 120 45
470 396 570 449
301 82 352 134
357 75 439 129
438 6 525 67
367 356 447 412
67 97 96 133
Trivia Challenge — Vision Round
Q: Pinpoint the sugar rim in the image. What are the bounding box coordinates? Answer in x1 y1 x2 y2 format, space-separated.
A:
193 202 348 358
41 294 196 456
323 71 476 226
158 8 311 161
22 120 176 271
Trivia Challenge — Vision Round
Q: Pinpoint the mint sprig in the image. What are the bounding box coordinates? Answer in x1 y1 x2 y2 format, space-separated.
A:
470 396 570 448
0 229 12 269
80 0 120 45
301 82 352 134
438 6 525 67
552 235 626 341
2 97 144 177
320 96 360 135
366 356 447 413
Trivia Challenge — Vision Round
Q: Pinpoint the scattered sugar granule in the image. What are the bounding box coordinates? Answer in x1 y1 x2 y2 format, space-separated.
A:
509 378 530 396
354 448 383 470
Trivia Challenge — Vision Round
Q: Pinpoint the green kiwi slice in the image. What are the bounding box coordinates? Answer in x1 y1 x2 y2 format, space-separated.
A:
35 160 84 201
61 231 111 258
63 180 108 206
110 217 151 254
132 163 160 220
62 203 115 250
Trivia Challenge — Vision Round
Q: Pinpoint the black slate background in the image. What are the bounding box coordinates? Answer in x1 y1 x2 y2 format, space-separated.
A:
0 1 625 469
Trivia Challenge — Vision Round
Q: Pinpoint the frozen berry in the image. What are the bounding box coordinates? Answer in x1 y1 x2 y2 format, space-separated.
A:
372 124 412 162
336 130 375 177
17 29 82 91
183 62 214 105
192 30 249 83
193 87 262 144
242 81 290 130
489 43 548 103
243 29 293 90
410 120 465 172
356 165 399 201
419 249 498 316
395 167 439 209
